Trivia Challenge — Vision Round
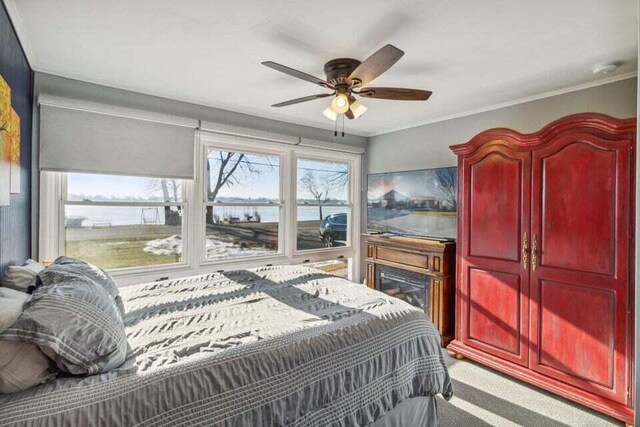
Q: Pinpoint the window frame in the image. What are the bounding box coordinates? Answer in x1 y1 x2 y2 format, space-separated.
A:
293 152 354 254
39 131 362 285
199 137 287 265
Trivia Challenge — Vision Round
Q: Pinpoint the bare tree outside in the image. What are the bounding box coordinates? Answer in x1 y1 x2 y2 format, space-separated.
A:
300 170 331 220
205 151 273 224
146 179 182 225
145 178 181 202
299 167 348 220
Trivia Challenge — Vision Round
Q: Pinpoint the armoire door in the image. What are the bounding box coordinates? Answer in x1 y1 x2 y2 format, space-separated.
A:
529 132 632 405
459 144 531 366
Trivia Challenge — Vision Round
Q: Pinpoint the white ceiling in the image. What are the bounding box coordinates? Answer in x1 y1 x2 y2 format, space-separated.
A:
6 0 638 136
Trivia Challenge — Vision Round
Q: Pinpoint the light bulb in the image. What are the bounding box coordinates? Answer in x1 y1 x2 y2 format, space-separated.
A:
330 93 350 114
349 100 368 119
323 106 338 121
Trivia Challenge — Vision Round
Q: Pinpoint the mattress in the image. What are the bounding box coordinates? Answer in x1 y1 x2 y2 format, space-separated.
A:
0 265 452 426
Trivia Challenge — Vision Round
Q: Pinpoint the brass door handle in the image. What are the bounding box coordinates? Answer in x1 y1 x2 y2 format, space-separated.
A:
522 232 528 270
532 234 538 271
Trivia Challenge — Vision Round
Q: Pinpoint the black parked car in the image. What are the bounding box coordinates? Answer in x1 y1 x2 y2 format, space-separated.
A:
319 213 347 247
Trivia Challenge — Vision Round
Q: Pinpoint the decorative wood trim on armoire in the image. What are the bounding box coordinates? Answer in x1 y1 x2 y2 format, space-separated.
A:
363 234 456 347
448 113 636 425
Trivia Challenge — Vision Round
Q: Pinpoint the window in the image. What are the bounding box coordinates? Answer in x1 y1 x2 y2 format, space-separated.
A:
63 173 186 270
296 158 350 250
203 149 282 260
42 131 362 282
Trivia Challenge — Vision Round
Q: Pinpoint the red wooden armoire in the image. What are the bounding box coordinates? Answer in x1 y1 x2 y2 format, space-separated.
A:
448 113 636 424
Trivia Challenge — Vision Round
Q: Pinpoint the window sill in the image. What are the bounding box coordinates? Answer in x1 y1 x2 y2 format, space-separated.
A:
198 253 290 269
293 247 354 256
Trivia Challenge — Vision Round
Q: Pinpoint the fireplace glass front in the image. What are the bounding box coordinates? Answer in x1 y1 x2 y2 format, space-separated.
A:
376 265 431 316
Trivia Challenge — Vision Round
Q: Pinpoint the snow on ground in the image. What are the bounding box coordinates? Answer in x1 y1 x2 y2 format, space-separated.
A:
144 235 274 258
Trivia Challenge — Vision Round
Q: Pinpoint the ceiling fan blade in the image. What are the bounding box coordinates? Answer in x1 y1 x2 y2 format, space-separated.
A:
358 87 432 101
262 61 334 89
349 45 404 86
271 93 332 108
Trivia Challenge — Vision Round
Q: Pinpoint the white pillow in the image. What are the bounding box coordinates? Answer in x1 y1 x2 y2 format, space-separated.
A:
0 288 29 333
0 259 45 293
0 340 56 393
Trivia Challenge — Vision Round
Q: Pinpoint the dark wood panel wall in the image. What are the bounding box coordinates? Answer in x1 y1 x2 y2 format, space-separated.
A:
0 1 33 272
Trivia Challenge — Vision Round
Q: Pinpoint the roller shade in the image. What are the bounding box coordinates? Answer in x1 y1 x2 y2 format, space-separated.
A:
200 121 365 154
299 138 365 154
199 120 300 145
39 97 197 179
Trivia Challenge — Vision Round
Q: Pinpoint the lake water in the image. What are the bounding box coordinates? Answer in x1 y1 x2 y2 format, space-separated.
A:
66 205 348 226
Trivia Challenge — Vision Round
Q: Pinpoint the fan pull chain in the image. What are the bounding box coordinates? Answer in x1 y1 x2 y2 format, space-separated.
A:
334 116 338 137
341 114 345 137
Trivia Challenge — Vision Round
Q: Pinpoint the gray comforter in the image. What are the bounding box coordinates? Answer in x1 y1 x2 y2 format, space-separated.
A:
0 266 452 426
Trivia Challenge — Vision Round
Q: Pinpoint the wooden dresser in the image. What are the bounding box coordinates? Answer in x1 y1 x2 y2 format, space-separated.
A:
364 234 456 347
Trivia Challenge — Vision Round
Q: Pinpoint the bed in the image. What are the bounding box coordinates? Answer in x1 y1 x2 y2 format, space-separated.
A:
0 265 452 426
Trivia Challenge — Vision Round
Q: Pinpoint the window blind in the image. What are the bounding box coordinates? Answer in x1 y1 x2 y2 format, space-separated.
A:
199 121 365 154
199 120 300 145
39 98 197 179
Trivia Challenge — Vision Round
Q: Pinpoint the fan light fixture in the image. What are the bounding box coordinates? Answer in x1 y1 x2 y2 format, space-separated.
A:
323 106 338 121
330 93 350 114
349 100 367 119
323 96 368 121
323 94 367 135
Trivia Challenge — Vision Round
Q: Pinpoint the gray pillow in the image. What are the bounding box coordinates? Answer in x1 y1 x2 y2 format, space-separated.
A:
0 276 128 375
0 340 56 393
0 288 30 333
36 256 125 316
0 259 45 293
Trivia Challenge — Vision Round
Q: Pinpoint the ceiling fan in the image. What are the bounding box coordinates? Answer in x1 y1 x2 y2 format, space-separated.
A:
262 44 432 123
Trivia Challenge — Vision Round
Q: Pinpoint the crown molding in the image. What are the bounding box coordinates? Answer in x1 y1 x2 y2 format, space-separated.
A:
370 72 638 137
3 0 36 68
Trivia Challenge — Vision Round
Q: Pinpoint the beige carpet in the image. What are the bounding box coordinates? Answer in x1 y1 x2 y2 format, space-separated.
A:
438 353 624 427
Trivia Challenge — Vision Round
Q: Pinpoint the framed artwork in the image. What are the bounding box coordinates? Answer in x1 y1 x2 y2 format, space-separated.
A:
0 75 9 130
8 107 20 194
0 75 10 205
0 129 8 206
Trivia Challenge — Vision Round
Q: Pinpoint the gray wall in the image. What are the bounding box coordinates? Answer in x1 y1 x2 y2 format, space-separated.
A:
366 78 637 174
31 72 368 254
